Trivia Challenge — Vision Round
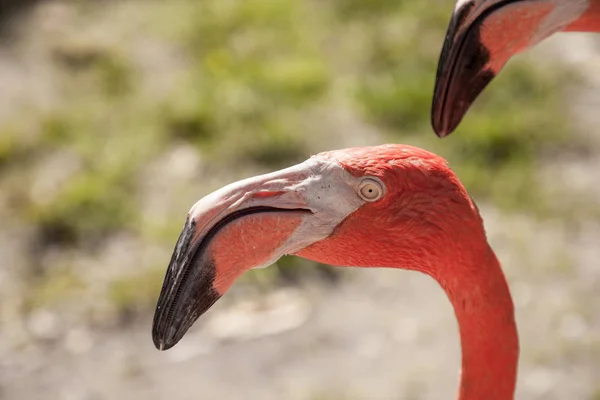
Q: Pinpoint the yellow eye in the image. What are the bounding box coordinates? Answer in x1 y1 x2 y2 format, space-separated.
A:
358 178 384 202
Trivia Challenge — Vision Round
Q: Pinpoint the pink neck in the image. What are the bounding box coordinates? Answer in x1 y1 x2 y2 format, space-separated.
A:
564 0 600 32
297 213 519 400
436 245 519 400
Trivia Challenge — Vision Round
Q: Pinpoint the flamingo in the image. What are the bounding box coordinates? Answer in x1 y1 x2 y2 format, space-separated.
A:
152 144 519 400
431 0 600 137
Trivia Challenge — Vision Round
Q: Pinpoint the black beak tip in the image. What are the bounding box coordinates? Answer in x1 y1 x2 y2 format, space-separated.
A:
154 339 173 351
152 328 179 351
431 104 456 139
431 79 457 139
434 116 460 138
153 339 165 351
432 122 451 138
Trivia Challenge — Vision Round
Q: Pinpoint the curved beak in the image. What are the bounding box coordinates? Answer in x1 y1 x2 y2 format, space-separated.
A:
152 164 315 351
151 157 357 351
432 1 497 138
432 0 553 137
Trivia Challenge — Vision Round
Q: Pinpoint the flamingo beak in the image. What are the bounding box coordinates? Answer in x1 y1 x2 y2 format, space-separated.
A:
151 161 324 351
432 0 559 137
432 1 497 138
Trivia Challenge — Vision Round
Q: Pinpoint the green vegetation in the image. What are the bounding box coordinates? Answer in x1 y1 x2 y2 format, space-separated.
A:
0 0 578 314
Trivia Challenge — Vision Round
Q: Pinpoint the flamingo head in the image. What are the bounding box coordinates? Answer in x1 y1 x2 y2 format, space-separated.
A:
152 144 482 351
431 0 589 137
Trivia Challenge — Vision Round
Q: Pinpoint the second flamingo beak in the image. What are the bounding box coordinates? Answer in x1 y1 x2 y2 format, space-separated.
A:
151 156 363 351
432 0 564 137
431 1 497 138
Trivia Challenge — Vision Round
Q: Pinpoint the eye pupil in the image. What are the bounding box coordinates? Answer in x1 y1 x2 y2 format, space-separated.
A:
358 178 384 202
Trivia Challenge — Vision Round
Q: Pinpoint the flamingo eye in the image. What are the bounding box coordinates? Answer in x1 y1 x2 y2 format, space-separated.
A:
358 178 384 202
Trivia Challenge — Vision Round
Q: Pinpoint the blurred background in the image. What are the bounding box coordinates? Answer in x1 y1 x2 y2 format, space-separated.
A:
0 0 599 399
